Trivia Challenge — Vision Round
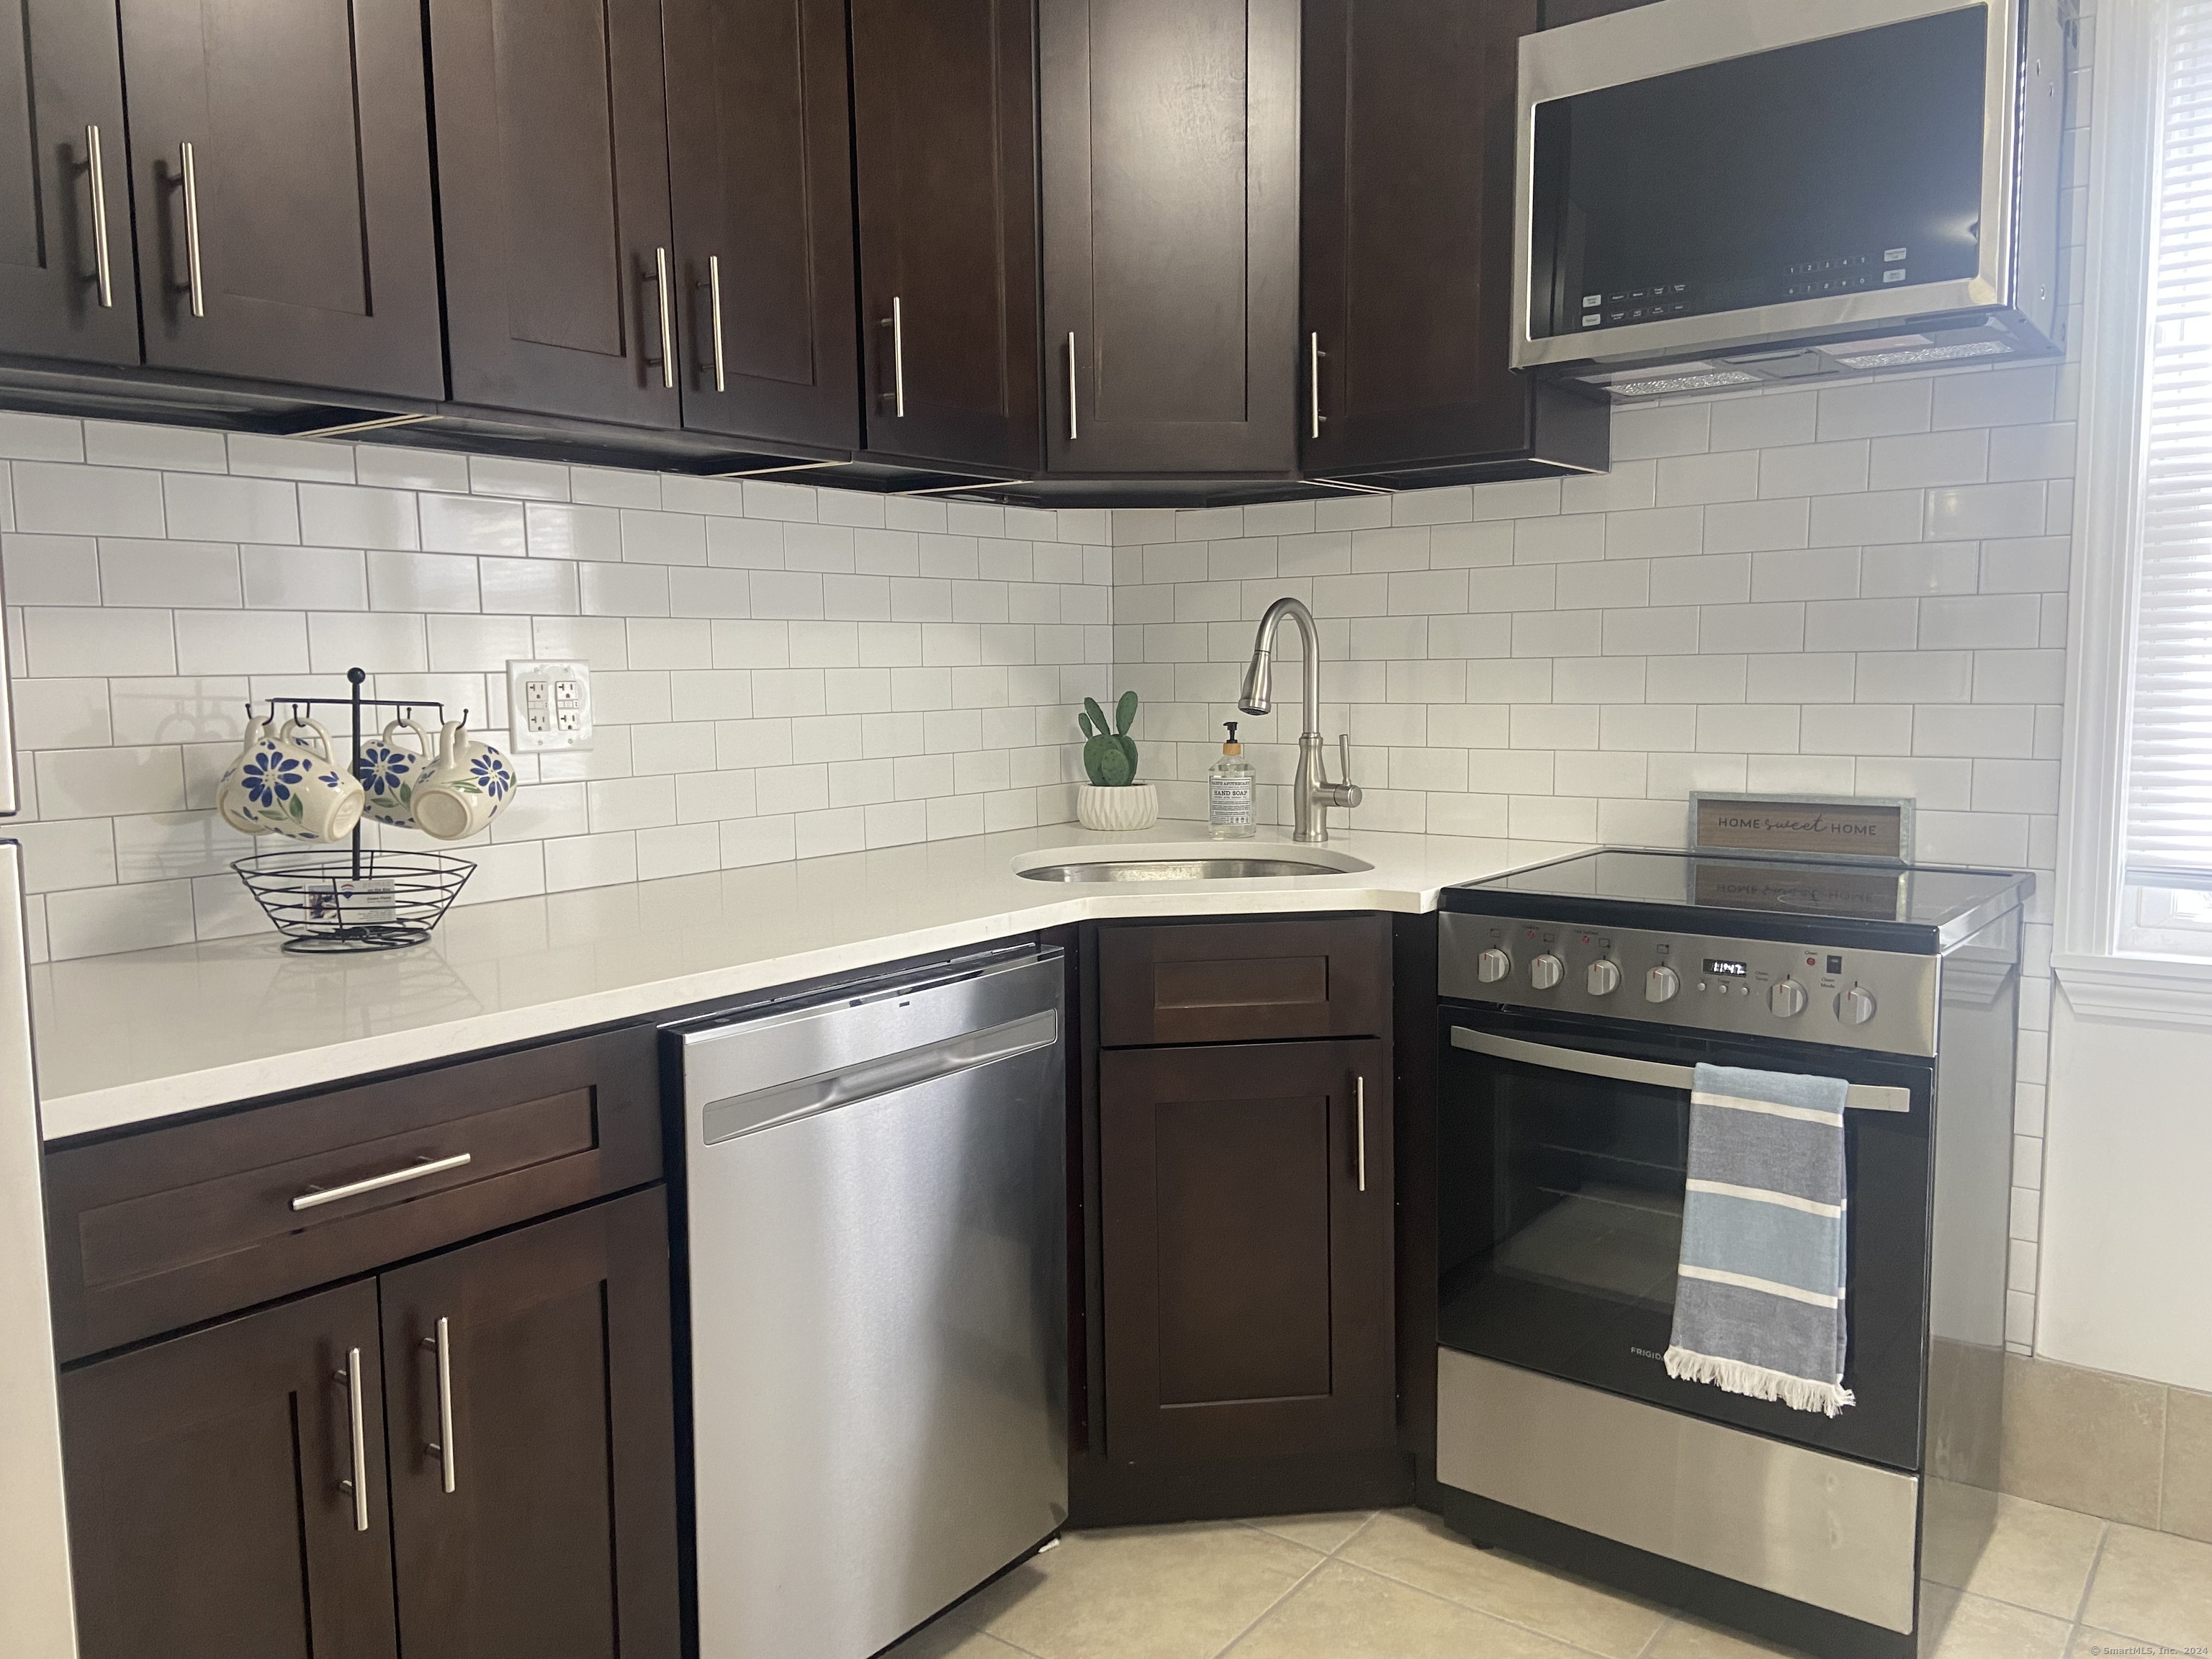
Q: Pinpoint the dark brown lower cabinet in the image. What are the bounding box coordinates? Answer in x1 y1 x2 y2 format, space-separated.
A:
60 1280 399 1659
1100 1039 1395 1463
58 1189 677 1659
383 1187 680 1659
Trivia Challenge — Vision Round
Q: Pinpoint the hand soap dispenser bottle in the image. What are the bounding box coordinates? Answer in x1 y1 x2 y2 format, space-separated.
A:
1208 721 1255 840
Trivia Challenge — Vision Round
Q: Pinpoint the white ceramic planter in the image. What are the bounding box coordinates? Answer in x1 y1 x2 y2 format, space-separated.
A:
1076 783 1159 831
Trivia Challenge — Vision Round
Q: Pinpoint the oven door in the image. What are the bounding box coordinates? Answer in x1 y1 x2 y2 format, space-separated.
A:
1438 1003 1932 1471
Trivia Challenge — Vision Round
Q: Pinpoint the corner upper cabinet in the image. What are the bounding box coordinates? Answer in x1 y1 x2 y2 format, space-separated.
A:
1038 0 1299 480
0 0 137 365
662 0 859 453
429 0 679 428
1299 0 1607 485
850 0 1040 475
114 0 443 400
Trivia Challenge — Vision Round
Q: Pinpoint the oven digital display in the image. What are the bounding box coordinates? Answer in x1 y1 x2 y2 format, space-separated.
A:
1704 958 1749 977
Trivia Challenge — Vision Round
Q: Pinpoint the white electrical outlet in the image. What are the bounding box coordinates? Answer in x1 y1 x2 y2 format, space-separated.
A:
506 660 594 752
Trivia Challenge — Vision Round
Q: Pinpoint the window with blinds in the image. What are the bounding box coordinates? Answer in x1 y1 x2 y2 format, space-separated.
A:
2128 0 2212 895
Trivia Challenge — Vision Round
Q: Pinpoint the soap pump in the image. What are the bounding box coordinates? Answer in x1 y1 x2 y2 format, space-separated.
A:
1208 721 1256 840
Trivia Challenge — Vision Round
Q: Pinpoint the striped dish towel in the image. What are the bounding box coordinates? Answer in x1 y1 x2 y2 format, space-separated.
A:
1665 1061 1857 1417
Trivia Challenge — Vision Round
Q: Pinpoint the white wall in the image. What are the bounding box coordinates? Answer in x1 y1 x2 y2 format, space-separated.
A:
2041 994 2212 1394
0 415 1110 963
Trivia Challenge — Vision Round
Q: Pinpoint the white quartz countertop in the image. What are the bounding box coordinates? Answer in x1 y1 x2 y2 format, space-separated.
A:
32 820 1586 1141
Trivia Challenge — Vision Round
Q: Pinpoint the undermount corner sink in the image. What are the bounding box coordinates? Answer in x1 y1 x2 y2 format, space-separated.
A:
1012 842 1374 884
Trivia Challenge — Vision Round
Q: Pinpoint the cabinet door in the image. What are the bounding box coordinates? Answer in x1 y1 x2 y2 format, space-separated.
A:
116 0 442 398
60 1281 397 1659
0 0 136 364
851 0 1040 473
1100 1040 1393 1462
381 1187 680 1659
1039 0 1299 477
431 0 679 428
663 0 858 451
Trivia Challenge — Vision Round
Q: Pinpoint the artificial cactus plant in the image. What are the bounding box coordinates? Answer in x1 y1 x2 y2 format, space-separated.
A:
1078 691 1141 786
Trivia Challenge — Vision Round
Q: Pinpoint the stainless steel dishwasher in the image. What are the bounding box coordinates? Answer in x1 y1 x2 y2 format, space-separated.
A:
672 946 1069 1659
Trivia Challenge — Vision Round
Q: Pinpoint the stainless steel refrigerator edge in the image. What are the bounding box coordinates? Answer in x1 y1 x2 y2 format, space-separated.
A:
675 950 1069 1659
0 578 81 1657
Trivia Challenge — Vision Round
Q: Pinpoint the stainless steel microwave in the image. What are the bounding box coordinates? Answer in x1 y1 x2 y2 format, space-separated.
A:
1511 0 2064 399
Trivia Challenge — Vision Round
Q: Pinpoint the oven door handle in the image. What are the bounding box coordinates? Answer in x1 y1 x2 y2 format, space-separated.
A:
1448 1027 1911 1113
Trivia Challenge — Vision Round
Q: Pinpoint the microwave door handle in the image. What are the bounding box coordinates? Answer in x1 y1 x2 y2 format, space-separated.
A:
1447 1027 1910 1113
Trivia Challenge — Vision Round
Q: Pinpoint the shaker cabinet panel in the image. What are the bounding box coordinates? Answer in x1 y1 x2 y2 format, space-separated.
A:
1100 1040 1395 1463
381 1187 680 1659
1300 0 1606 482
60 1281 399 1659
1039 0 1299 477
851 0 1041 473
116 0 442 398
664 0 858 451
430 0 680 426
0 0 137 364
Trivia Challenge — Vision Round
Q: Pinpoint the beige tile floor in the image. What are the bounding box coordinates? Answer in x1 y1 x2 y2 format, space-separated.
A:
886 1488 2212 1659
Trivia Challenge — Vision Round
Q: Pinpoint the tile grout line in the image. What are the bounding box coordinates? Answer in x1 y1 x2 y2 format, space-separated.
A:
2069 1519 2113 1633
1209 1541 1339 1659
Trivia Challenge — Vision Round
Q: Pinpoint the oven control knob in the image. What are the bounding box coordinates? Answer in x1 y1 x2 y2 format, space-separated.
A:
1770 978 1808 1018
1529 953 1564 990
1645 965 1679 1003
1837 984 1878 1026
1476 948 1512 984
1586 959 1622 996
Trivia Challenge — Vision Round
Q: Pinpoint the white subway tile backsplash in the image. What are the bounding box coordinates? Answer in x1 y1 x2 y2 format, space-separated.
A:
4 534 102 605
163 473 299 544
99 539 243 609
13 462 166 537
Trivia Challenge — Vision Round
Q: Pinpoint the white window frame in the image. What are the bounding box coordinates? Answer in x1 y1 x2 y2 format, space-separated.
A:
2055 0 2212 1020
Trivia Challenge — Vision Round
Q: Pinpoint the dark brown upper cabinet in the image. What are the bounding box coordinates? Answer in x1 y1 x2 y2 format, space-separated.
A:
61 1281 401 1659
1099 1039 1395 1464
382 1189 679 1659
115 0 443 400
662 0 859 452
1038 0 1299 479
1300 0 1607 486
431 0 680 428
850 0 1041 475
0 1 137 366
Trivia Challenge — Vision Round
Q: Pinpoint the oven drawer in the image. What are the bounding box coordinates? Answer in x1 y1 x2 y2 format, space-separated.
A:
45 1026 660 1361
1097 915 1390 1047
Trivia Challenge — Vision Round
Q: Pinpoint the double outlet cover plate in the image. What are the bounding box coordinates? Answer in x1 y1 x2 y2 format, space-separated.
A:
505 660 593 753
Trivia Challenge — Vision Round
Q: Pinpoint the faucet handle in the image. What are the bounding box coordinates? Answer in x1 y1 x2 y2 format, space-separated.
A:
1332 734 1364 809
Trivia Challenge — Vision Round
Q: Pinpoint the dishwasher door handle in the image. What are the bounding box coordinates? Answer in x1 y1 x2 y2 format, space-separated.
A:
701 1008 1059 1145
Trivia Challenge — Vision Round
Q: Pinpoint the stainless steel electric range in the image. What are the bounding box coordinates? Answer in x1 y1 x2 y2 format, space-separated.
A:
1426 848 2031 1659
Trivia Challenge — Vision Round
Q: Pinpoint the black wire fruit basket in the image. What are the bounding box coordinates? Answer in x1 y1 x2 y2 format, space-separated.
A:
234 847 475 954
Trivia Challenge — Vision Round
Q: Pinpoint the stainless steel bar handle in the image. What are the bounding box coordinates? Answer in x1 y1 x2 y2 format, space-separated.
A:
1309 331 1323 441
86 125 113 309
1066 331 1079 442
654 246 676 390
1447 1027 1910 1113
179 140 205 319
889 295 906 417
706 254 727 392
422 1316 457 1495
1355 1074 1367 1193
293 1151 472 1212
336 1347 369 1532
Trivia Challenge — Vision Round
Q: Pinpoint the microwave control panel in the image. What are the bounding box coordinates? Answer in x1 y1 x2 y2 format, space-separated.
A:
1437 912 1939 1058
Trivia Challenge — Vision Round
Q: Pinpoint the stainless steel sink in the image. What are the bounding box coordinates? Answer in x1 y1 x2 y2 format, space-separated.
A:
1017 855 1361 883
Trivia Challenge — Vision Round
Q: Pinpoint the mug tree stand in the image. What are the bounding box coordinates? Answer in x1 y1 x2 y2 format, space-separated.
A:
231 667 476 953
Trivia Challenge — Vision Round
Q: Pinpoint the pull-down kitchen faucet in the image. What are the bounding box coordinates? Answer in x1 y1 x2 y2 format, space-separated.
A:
1238 595 1362 844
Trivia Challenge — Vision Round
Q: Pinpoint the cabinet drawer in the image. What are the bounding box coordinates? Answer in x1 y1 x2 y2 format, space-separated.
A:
46 1027 660 1362
1096 916 1391 1047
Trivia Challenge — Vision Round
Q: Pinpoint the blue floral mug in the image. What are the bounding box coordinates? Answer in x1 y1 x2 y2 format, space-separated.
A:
359 717 436 829
218 716 366 842
412 719 516 841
